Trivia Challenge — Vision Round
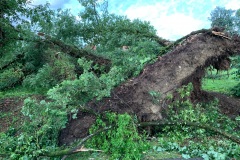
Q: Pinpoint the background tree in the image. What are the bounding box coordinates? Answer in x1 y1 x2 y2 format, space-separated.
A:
209 7 235 33
0 0 29 50
209 7 240 97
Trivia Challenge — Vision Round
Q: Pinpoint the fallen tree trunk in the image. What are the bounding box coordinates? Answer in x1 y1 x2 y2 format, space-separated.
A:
46 38 111 67
59 28 240 145
11 35 112 67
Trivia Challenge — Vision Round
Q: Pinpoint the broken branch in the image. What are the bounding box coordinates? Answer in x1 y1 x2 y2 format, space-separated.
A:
138 120 240 144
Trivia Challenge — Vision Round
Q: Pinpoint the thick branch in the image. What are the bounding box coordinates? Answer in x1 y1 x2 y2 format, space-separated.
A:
9 35 111 67
0 125 111 159
138 120 240 144
41 37 112 67
42 126 111 158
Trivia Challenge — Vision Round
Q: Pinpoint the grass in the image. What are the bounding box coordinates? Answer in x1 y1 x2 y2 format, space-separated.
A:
202 68 239 94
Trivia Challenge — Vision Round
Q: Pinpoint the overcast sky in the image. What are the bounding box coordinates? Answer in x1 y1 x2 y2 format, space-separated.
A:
31 0 240 40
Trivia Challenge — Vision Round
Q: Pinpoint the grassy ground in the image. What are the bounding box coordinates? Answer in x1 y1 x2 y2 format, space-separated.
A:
202 68 239 94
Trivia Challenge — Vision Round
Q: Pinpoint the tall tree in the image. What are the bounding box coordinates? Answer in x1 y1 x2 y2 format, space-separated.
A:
209 6 237 33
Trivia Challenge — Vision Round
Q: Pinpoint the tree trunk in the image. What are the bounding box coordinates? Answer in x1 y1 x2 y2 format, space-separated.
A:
0 9 4 48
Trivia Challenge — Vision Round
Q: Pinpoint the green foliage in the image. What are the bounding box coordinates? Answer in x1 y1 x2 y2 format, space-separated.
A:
23 51 76 90
48 58 110 107
97 16 158 50
77 0 158 49
110 52 153 78
231 83 240 97
149 90 162 105
155 139 240 160
6 2 240 160
88 113 149 159
231 56 240 97
28 3 55 34
23 64 57 89
0 98 69 159
0 45 157 158
236 9 240 33
0 67 24 90
1 0 163 91
23 42 48 72
130 40 162 55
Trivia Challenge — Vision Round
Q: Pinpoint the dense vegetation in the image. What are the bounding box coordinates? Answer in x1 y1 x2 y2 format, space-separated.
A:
0 1 240 159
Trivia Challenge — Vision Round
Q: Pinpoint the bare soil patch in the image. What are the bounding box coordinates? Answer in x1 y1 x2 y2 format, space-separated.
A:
0 97 23 132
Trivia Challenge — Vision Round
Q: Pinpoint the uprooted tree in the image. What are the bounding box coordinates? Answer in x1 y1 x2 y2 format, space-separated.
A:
59 28 240 144
1 0 240 159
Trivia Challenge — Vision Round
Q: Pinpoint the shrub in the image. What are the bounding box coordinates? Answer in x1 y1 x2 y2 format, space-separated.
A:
231 83 240 97
231 55 240 97
88 113 149 159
